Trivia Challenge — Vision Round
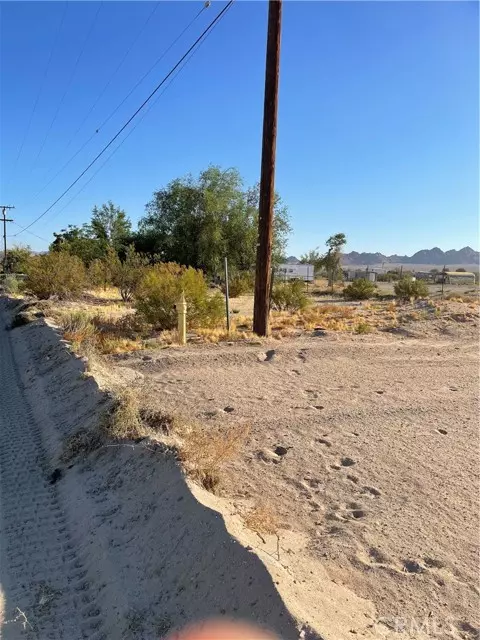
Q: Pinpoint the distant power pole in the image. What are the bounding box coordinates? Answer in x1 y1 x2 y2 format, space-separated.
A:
1 205 15 274
253 0 282 337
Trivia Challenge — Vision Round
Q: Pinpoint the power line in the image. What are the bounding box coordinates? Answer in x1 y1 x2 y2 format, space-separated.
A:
10 221 49 244
30 1 103 172
20 1 208 209
6 2 69 189
61 1 161 155
40 3 232 230
14 0 234 237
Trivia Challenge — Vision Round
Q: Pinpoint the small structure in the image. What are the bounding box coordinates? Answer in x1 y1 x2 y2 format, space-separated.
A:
276 263 314 282
435 271 476 285
344 269 377 283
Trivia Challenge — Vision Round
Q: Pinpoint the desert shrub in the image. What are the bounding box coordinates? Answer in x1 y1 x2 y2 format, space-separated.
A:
179 423 250 493
103 388 147 440
59 310 97 346
343 279 377 300
223 271 253 298
244 502 280 536
355 321 373 334
25 252 86 299
271 280 310 312
2 275 20 294
87 258 115 290
394 278 429 300
135 263 224 330
112 244 147 302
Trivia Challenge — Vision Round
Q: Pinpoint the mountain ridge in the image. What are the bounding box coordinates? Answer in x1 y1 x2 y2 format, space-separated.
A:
340 246 479 266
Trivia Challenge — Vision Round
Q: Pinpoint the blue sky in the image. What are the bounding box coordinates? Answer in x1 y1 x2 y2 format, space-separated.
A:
1 1 478 255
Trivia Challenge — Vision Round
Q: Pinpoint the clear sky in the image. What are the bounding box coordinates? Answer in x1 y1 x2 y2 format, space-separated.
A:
1 1 478 255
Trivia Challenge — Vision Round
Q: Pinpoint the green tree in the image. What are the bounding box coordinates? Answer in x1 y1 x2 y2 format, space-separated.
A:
138 166 291 277
88 201 131 252
300 248 324 272
51 224 103 265
322 233 347 290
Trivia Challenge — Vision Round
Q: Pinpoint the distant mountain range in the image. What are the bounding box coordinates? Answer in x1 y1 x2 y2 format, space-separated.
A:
341 246 479 266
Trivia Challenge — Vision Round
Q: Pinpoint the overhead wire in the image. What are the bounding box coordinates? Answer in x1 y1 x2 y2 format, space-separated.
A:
14 0 234 237
60 1 161 154
43 1 233 229
30 1 104 172
5 1 69 190
10 221 49 243
21 1 209 209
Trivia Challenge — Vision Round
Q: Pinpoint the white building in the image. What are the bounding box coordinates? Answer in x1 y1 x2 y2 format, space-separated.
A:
276 263 315 282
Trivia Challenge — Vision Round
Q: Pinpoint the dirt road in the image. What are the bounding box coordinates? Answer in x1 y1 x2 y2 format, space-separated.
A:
0 317 105 639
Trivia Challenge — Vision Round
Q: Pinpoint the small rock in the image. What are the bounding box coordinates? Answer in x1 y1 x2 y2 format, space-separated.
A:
49 468 63 485
274 445 290 456
142 355 153 361
223 406 235 413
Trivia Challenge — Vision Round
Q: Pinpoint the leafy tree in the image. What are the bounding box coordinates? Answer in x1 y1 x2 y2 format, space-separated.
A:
323 233 347 290
51 224 103 265
50 203 130 265
138 166 291 277
88 201 131 252
300 248 324 272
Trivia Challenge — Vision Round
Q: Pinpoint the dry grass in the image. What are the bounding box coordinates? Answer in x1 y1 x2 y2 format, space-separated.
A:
61 428 103 463
193 327 249 343
103 388 149 441
244 501 280 536
179 422 250 493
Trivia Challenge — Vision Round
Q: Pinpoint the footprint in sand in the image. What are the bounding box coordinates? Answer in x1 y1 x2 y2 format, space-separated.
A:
402 559 425 574
362 485 381 498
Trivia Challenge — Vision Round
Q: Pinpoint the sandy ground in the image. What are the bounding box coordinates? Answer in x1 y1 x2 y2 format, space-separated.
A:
1 297 479 639
113 316 479 640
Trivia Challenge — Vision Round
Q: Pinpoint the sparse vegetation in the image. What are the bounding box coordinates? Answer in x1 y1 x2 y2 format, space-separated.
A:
394 278 429 300
270 280 310 312
25 252 86 299
355 321 373 334
61 428 103 463
223 271 253 298
2 274 21 294
343 279 377 300
103 388 147 441
179 422 250 493
244 502 280 536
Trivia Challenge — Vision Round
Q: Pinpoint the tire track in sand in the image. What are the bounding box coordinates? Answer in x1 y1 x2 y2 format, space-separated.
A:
0 318 105 639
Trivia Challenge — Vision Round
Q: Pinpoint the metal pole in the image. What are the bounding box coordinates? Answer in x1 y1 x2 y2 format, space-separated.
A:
253 0 282 337
224 256 230 332
1 206 14 274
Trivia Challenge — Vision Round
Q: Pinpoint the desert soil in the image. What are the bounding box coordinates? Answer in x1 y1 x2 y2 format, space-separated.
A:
0 298 479 639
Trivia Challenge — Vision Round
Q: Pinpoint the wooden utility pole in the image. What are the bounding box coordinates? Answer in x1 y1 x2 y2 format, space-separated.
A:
253 0 282 337
1 205 14 274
